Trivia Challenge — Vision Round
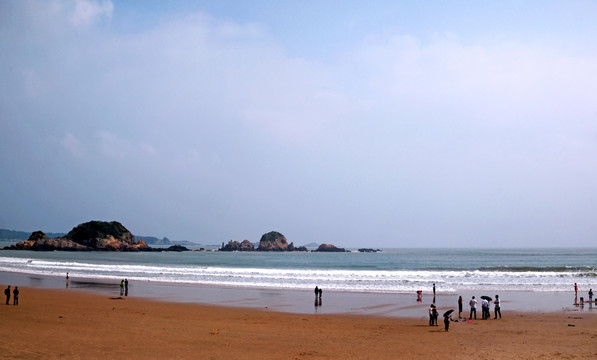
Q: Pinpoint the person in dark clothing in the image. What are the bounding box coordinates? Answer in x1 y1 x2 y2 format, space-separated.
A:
458 296 463 318
444 313 451 331
318 288 322 299
494 295 502 319
124 279 129 296
4 285 10 305
13 286 19 305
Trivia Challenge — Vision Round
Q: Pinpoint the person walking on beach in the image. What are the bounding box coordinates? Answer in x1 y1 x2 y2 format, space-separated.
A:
574 283 578 296
13 286 19 306
458 296 463 319
120 279 125 296
469 296 477 320
4 285 11 305
494 294 501 319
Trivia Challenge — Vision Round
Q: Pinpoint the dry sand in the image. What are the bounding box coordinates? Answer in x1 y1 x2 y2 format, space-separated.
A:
0 287 596 359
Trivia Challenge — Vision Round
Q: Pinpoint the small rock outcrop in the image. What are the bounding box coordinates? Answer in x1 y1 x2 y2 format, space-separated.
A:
4 221 149 252
165 245 189 252
358 248 381 253
315 243 348 252
220 240 255 251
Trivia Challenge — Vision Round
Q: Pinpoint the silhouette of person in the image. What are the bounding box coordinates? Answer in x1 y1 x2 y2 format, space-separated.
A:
4 285 10 305
120 280 124 296
13 286 19 306
494 295 501 319
433 283 436 296
318 288 322 299
124 279 129 296
444 313 451 331
66 272 70 288
458 296 463 318
314 286 319 300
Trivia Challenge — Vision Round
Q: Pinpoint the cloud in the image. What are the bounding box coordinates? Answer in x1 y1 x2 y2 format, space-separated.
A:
1 1 597 246
70 0 113 28
60 133 85 158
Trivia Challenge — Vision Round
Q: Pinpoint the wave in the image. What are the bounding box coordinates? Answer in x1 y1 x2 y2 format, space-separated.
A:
1 257 593 293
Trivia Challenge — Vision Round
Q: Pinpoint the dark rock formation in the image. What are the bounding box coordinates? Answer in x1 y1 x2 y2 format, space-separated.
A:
165 245 189 252
220 240 255 251
257 231 292 251
4 221 149 252
358 248 381 253
315 243 348 252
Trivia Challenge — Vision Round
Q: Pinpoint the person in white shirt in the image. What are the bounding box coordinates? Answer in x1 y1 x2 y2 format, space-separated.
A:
469 296 477 320
494 294 502 319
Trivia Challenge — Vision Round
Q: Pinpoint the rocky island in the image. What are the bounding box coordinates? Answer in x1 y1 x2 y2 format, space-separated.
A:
220 231 308 252
4 221 150 252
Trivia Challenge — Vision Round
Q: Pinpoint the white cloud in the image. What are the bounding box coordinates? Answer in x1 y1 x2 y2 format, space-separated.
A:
60 133 85 158
70 0 113 28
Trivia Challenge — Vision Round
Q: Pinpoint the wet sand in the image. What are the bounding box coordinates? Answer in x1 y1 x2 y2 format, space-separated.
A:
0 287 595 359
0 271 592 318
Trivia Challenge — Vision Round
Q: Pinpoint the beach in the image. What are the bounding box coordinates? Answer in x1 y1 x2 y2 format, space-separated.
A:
1 286 596 359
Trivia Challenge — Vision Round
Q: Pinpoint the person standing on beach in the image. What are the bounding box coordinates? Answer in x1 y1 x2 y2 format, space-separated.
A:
13 286 19 306
428 304 435 326
66 272 70 288
494 295 501 319
120 280 124 296
314 286 319 300
124 279 129 296
444 313 451 332
574 283 578 296
4 285 11 305
433 283 436 296
588 289 593 303
458 296 463 319
469 296 477 320
481 298 489 320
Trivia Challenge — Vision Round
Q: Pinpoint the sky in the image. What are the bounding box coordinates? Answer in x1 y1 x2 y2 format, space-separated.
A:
1 0 596 248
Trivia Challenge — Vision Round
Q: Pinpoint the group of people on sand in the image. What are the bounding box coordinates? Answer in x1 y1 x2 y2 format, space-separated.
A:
4 285 19 306
463 295 501 321
120 279 129 296
428 303 452 331
427 288 503 332
574 283 594 308
314 286 323 306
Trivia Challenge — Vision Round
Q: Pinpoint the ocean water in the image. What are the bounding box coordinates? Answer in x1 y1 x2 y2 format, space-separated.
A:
1 248 595 295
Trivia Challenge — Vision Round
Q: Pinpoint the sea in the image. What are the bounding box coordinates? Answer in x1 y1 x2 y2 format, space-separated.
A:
1 247 595 294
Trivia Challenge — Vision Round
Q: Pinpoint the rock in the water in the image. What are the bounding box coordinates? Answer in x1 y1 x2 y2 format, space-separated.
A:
315 243 347 252
257 231 290 251
4 221 149 252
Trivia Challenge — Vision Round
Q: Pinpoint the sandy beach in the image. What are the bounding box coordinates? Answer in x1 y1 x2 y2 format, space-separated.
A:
0 287 596 360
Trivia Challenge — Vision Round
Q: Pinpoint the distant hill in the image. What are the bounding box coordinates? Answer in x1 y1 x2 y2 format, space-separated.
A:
0 229 66 241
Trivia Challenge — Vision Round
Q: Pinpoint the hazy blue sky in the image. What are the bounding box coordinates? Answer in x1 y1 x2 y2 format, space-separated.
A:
1 0 596 247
